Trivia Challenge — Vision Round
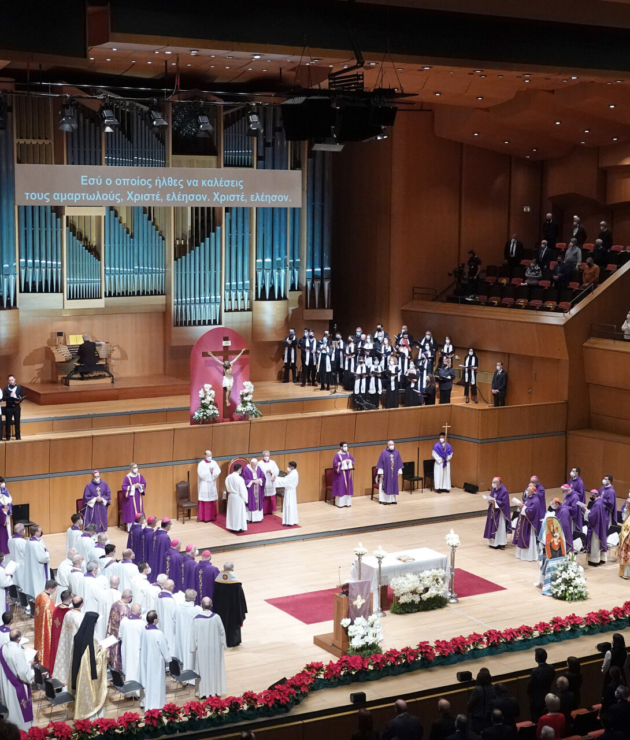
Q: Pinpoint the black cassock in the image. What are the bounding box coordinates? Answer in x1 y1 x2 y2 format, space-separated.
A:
213 577 248 647
384 365 400 409
405 373 421 407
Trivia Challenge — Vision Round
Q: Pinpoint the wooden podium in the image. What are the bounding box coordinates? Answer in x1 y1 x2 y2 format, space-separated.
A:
313 591 373 658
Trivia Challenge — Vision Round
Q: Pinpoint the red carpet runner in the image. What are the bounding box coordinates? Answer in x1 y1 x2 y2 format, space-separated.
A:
266 569 506 625
212 512 300 537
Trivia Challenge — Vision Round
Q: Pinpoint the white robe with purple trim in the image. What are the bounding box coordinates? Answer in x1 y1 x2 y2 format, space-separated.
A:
190 611 227 697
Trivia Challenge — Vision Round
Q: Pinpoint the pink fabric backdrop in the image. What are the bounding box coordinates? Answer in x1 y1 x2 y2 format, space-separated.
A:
189 327 250 423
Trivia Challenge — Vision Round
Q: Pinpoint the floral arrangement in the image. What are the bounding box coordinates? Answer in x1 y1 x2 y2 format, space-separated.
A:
390 569 448 614
235 381 262 420
340 614 383 657
550 554 589 602
192 384 220 424
445 530 460 548
19 602 630 740
353 543 368 557
373 546 387 561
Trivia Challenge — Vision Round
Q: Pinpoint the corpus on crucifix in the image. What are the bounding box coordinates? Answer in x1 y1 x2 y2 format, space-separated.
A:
204 344 247 409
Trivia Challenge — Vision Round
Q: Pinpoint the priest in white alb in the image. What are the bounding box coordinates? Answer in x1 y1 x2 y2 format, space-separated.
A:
81 561 106 613
432 431 454 493
75 525 97 565
155 578 178 657
0 630 34 731
118 549 140 593
119 604 145 686
132 562 159 613
95 575 121 641
225 464 248 533
68 554 85 597
138 610 171 710
54 549 76 605
7 523 26 590
282 462 300 526
258 450 279 515
175 589 201 682
197 450 221 522
22 524 50 598
190 596 227 698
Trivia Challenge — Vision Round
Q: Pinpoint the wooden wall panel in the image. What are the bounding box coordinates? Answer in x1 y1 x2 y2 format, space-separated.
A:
139 465 177 520
171 463 199 502
6 440 50 477
13 479 50 532
591 413 630 436
509 157 543 248
477 443 499 491
92 433 134 470
567 432 604 491
506 356 534 406
532 357 563 404
172 426 213 462
50 436 93 474
495 438 533 492
92 415 130 430
248 418 288 455
354 410 389 443
0 444 7 478
284 417 322 451
386 408 420 440
531 435 566 487
49 474 87 534
417 405 452 438
451 405 480 440
584 339 630 391
210 422 250 457
133 429 174 465
287 450 321 503
451 440 479 488
320 414 355 448
51 417 93 433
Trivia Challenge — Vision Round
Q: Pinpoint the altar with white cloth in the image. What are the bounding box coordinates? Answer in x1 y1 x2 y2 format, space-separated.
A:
350 547 449 611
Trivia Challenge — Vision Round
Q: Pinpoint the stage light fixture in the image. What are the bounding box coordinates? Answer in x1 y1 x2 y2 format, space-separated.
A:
457 671 473 682
312 137 344 152
99 102 119 133
247 109 264 136
196 113 214 137
58 100 78 132
148 102 168 128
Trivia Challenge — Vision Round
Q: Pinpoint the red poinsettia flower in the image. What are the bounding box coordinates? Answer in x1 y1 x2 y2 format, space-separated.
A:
73 719 94 736
117 711 141 728
143 709 163 727
417 641 436 661
183 701 206 718
25 728 49 740
47 722 74 740
91 718 118 734
482 629 504 647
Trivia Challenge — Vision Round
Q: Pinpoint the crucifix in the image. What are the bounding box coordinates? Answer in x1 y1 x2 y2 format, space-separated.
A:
442 422 451 442
203 337 249 411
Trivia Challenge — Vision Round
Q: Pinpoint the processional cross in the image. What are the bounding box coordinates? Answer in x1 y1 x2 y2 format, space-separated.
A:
203 336 250 411
442 422 451 441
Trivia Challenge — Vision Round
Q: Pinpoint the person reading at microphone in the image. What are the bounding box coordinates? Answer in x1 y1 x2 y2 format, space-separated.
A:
2 375 23 441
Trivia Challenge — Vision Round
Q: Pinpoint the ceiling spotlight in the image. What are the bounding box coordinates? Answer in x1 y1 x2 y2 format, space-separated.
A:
555 121 561 125
196 112 214 137
248 67 252 70
376 128 388 140
397 67 403 71
434 92 441 96
504 140 509 144
147 61 152 64
154 50 159 54
247 108 264 136
571 76 578 79
89 57 95 61
613 137 619 141
562 79 568 83
112 48 117 51
148 102 168 128
584 129 590 133
617 80 623 83
253 54 261 59
610 104 616 108
524 74 530 77
498 74 503 78
475 70 482 73
262 69 267 72
313 58 320 63
424 66 431 70
532 148 537 152
58 100 78 132
187 63 191 66
525 79 530 83
165 51 172 55
473 132 479 136
99 102 119 133
190 49 199 55
227 56 233 59
480 74 486 78
581 141 585 144
477 96 483 100
106 58 111 62
526 155 530 158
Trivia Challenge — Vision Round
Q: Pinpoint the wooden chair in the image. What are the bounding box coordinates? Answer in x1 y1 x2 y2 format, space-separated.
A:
371 466 379 500
402 461 424 492
423 459 435 491
175 479 197 524
324 468 333 502
117 490 125 530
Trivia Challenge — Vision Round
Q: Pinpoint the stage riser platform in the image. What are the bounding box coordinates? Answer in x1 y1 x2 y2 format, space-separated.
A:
23 375 190 405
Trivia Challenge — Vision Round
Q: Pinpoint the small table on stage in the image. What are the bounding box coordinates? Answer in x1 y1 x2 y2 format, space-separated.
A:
350 547 449 610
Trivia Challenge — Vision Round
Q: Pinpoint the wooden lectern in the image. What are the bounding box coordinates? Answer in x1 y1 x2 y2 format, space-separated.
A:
313 591 373 658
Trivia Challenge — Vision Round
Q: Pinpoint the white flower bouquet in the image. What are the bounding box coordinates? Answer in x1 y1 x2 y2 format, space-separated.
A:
445 530 460 548
354 543 368 557
390 569 448 614
234 381 263 420
192 384 220 424
550 554 589 602
340 614 383 657
373 546 387 561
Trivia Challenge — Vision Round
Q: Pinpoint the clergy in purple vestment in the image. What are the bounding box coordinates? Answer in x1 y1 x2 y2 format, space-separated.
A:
106 597 131 670
561 483 583 532
586 492 609 564
599 475 617 526
332 442 355 508
512 485 538 557
151 519 172 578
121 464 147 526
126 514 146 563
529 476 547 530
569 467 586 504
242 460 266 523
555 496 576 554
82 471 111 533
194 551 219 606
165 540 185 592
483 477 512 547
182 545 198 592
143 517 158 583
376 442 404 504
0 480 13 555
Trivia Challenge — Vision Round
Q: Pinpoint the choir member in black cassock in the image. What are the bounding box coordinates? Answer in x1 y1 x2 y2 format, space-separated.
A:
395 325 414 345
440 336 454 365
317 341 333 391
384 356 400 409
299 330 318 387
282 329 298 383
331 333 345 386
373 324 389 350
462 349 479 404
404 367 421 407
367 362 383 409
2 375 23 441
418 354 435 405
343 337 357 391
353 357 369 409
362 334 375 368
212 564 248 648
436 357 456 404
418 331 437 362
397 341 413 388
379 337 393 366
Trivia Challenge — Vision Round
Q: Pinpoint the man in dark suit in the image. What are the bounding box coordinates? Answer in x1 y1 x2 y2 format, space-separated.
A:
77 333 99 369
602 685 630 737
571 215 587 247
480 710 516 740
537 240 553 269
437 357 456 405
429 699 456 740
491 363 508 408
593 239 611 269
490 684 520 729
555 676 577 733
552 255 572 290
527 648 555 724
2 375 23 441
447 715 480 740
504 234 524 267
542 213 558 249
381 699 423 740
598 221 613 251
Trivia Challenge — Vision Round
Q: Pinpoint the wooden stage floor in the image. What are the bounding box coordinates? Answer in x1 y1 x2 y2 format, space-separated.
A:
31 486 630 728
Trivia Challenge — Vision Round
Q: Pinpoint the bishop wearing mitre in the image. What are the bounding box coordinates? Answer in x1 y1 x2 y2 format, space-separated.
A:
82 471 111 533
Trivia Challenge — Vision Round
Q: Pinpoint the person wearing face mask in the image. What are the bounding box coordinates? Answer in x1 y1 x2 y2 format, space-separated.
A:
332 333 345 386
418 351 435 405
571 215 587 247
0 477 12 555
332 442 355 508
82 470 111 533
582 489 609 566
404 364 421 407
440 337 454 364
418 331 437 361
462 349 479 404
367 360 383 409
353 356 369 408
242 458 265 523
599 475 618 528
395 325 414 345
281 461 299 526
567 467 585 505
197 450 221 522
621 312 630 342
225 464 248 533
373 324 389 349
142 517 158 583
127 514 146 563
299 329 316 387
513 485 539 561
433 432 454 493
2 375 23 441
258 451 279 515
66 513 83 554
376 441 403 504
483 477 512 549
343 336 357 391
436 357 456 405
491 362 508 407
282 328 298 383
397 335 413 387
384 355 401 409
121 463 146 530
317 338 333 391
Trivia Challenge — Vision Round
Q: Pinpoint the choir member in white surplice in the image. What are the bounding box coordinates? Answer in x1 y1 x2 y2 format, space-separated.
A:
138 611 171 710
225 466 248 533
440 337 454 364
81 562 106 614
0 554 12 614
282 463 299 526
69 554 86 597
22 525 50 599
95 575 121 642
343 337 357 391
367 362 383 409
118 549 139 594
0 631 34 730
432 433 453 493
66 514 83 553
7 523 26 590
175 589 201 682
258 451 279 515
197 450 221 522
155 579 178 658
190 597 227 698
119 604 145 685
317 341 333 391
76 525 97 565
353 357 369 407
462 349 479 404
384 357 401 409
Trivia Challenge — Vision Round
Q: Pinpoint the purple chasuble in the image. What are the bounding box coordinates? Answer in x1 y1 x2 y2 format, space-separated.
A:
587 497 609 553
570 476 586 505
432 441 453 468
143 528 157 582
82 481 112 533
242 465 265 512
332 451 355 498
376 449 403 497
182 555 197 592
106 600 130 670
151 529 172 578
194 561 219 606
164 548 185 592
564 490 583 531
121 473 146 525
599 485 617 524
483 484 512 540
532 483 547 528
556 503 575 553
512 496 537 548
0 492 13 554
0 644 33 723
127 523 145 562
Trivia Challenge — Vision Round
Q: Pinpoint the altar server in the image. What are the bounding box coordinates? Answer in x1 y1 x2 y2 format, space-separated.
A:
462 349 479 404
119 604 144 685
0 630 34 730
118 549 139 593
96 575 121 643
332 442 355 508
197 450 221 522
225 465 248 533
54 549 75 605
76 525 97 565
52 596 84 682
258 451 279 515
155 579 178 657
82 561 106 614
433 432 453 493
132 562 159 613
282 462 299 526
22 525 50 598
176 589 201 673
138 611 171 710
66 513 83 553
483 477 512 548
0 554 10 614
82 471 111 533
0 478 13 555
242 459 265 523
7 523 26 589
68 554 85 597
121 463 146 528
376 441 403 505
513 485 539 561
190 597 227 698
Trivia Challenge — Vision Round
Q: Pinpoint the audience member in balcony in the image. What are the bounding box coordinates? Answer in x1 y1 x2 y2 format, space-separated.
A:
490 684 520 729
618 247 630 267
598 221 613 251
551 255 571 290
491 363 508 407
446 714 480 740
351 708 379 740
535 694 565 739
504 234 524 268
580 256 600 287
602 633 627 686
593 239 610 269
564 238 582 269
430 699 456 740
602 684 630 737
563 656 583 705
525 259 542 286
527 649 556 724
554 676 576 732
571 215 587 247
479 710 515 740
542 213 558 249
468 668 496 734
622 311 630 342
602 666 625 715
537 240 553 269
467 251 482 292
380 699 423 740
